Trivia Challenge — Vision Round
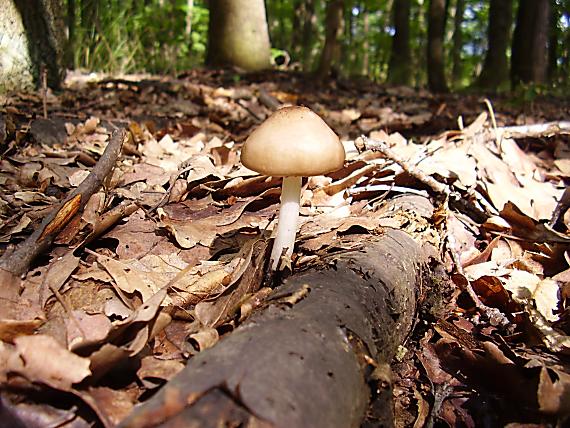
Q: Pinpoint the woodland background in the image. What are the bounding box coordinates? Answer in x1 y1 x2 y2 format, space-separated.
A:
0 0 569 427
2 0 570 94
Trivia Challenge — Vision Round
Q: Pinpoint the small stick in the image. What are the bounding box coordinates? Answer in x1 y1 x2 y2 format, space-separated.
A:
0 129 127 277
497 121 570 139
357 136 449 196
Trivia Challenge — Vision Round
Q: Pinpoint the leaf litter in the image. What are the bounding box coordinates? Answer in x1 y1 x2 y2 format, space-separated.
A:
0 69 569 426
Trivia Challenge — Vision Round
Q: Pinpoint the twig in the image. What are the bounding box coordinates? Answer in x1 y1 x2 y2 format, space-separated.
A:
348 184 429 197
357 136 449 197
257 89 282 111
483 98 501 151
549 187 570 230
0 129 127 277
497 121 570 139
83 200 140 245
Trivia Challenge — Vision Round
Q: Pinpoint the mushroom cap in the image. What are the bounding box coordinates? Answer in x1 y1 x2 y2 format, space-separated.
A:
241 106 345 177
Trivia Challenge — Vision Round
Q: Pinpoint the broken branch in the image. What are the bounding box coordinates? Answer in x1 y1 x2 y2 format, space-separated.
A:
0 128 127 277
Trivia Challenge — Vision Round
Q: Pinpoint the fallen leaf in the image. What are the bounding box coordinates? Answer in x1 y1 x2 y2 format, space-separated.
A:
13 335 91 389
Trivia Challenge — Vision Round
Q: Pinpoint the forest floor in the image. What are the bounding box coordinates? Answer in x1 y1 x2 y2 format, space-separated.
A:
0 68 569 427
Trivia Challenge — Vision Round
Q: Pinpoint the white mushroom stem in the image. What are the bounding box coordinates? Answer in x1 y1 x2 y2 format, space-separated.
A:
270 176 302 271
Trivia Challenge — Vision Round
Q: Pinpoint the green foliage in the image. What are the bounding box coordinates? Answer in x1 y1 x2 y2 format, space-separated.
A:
71 0 209 74
67 0 570 92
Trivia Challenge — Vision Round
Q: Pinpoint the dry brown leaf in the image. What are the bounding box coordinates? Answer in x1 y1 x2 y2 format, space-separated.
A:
537 366 570 415
187 328 219 354
194 238 269 327
503 270 560 322
0 297 45 342
137 356 185 384
66 310 112 351
87 386 137 426
12 335 91 389
40 251 80 306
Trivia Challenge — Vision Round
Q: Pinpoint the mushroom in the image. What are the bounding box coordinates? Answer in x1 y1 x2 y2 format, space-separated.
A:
241 106 345 271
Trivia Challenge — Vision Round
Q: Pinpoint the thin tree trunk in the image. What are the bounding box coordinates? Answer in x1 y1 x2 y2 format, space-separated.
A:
315 0 344 80
511 0 551 87
427 0 449 92
206 0 271 71
185 0 193 37
361 6 369 76
80 0 98 55
476 0 513 91
451 0 464 87
387 0 412 85
564 8 570 86
548 1 559 83
301 0 316 71
65 0 75 68
291 0 303 61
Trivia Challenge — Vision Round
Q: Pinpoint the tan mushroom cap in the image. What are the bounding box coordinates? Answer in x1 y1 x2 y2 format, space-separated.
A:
241 106 345 177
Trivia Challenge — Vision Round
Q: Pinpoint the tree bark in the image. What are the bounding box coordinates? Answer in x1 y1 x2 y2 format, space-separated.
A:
315 0 344 80
0 0 65 93
360 5 370 76
548 1 559 82
564 7 570 86
65 0 75 68
119 221 435 427
511 0 551 87
302 0 316 71
387 0 412 85
80 0 98 55
451 0 464 87
185 0 194 37
476 0 513 91
206 0 271 71
427 0 449 92
291 0 315 71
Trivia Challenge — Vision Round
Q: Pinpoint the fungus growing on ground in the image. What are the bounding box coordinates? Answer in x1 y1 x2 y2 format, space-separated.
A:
241 106 345 271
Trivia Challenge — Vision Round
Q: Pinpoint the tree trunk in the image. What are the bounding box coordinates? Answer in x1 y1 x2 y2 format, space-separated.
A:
387 0 412 85
185 0 194 37
80 0 98 54
290 0 317 70
300 0 316 71
427 0 449 92
119 223 434 427
563 8 570 86
361 6 370 76
511 0 551 87
206 0 271 72
315 0 344 80
476 0 513 91
0 0 65 93
65 0 75 68
548 2 559 83
451 0 464 87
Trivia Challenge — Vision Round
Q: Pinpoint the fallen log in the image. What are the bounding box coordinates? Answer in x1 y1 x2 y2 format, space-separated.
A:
121 225 434 428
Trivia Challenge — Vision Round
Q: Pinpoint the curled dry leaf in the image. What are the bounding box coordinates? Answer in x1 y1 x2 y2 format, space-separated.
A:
66 310 113 351
137 356 185 390
194 238 270 327
187 327 219 352
11 335 91 389
503 270 560 322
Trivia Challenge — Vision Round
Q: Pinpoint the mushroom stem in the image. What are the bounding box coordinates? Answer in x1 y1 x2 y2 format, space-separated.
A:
270 176 302 271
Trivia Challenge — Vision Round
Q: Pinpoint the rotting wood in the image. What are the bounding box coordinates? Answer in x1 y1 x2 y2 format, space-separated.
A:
120 227 435 428
0 128 127 278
